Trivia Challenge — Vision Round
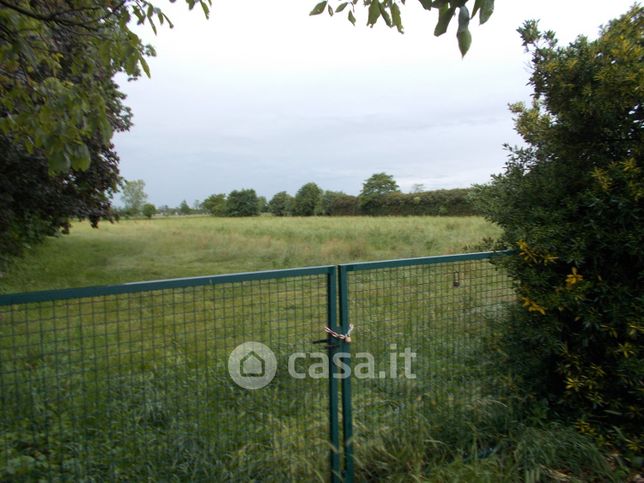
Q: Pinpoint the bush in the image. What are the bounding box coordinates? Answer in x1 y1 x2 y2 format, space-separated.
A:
474 6 643 453
358 189 478 216
226 189 259 217
319 191 358 216
268 192 293 216
293 183 322 216
202 194 227 216
142 203 156 219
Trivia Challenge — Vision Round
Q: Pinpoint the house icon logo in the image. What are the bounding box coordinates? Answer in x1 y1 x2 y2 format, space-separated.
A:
240 351 265 377
228 342 277 389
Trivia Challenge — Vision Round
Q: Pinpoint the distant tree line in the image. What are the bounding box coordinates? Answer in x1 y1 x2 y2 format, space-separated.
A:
201 173 479 217
118 174 479 219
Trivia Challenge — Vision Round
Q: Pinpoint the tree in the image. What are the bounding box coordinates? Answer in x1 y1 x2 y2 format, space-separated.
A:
178 200 192 215
411 183 426 193
294 183 323 216
121 180 148 216
311 0 495 56
0 1 211 173
142 203 156 219
226 189 259 217
268 192 294 216
473 6 643 449
257 196 269 213
359 172 400 214
202 194 227 216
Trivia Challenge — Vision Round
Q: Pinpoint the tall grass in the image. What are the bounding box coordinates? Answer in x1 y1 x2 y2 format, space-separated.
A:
0 216 499 293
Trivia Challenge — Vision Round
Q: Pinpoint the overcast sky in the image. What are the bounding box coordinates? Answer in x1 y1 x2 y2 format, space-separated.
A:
113 0 637 207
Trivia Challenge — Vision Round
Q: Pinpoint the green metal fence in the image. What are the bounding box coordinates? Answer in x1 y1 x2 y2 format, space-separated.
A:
0 251 513 482
0 266 341 481
337 252 515 482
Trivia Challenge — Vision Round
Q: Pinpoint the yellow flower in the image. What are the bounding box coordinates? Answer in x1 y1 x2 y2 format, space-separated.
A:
518 240 538 264
565 267 583 287
521 296 546 315
543 253 558 265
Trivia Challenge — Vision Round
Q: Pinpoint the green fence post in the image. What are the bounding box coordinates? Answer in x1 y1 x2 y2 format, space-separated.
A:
327 267 342 483
338 266 354 483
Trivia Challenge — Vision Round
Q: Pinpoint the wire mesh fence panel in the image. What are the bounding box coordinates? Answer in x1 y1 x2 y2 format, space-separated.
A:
342 255 515 478
0 269 334 482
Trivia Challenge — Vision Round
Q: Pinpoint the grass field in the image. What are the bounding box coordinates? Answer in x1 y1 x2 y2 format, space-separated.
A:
0 215 499 293
0 216 617 481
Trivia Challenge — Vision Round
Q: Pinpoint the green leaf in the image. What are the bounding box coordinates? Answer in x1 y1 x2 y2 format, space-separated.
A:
72 143 92 171
49 149 70 174
457 6 470 34
336 2 349 13
457 27 472 57
391 3 403 33
479 0 494 24
140 57 151 78
379 3 392 27
418 0 432 10
201 1 210 18
328 4 334 16
471 0 482 17
309 1 327 15
434 5 455 37
348 10 356 25
367 0 381 27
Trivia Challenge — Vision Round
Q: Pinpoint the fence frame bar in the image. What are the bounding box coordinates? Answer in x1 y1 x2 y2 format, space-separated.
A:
338 265 354 483
326 266 342 483
0 265 336 305
340 250 509 273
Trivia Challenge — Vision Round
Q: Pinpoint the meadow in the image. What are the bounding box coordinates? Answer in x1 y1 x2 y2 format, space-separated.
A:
0 215 499 293
0 216 617 481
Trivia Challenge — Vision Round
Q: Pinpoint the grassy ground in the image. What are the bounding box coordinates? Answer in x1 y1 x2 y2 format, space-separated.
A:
0 215 499 293
0 216 619 481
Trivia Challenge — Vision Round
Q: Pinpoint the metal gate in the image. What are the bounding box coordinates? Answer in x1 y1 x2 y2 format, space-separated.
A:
337 251 514 482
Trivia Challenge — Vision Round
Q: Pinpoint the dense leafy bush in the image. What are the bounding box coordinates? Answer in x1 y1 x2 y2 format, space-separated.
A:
474 7 643 453
225 189 259 217
268 191 294 216
293 182 322 216
365 188 478 216
202 194 227 216
319 191 359 216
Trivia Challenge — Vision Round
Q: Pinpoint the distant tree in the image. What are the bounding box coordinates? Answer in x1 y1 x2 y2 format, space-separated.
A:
411 183 426 193
359 172 400 214
320 191 359 216
121 179 148 216
257 196 269 213
226 189 259 217
294 182 323 216
142 203 156 219
360 172 400 198
192 199 202 212
179 200 191 215
202 194 227 216
268 192 294 216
